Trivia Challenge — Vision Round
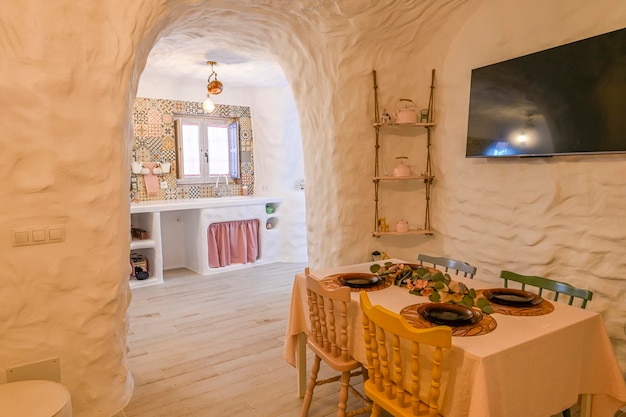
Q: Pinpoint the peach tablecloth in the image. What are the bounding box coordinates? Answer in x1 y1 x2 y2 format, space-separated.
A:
284 259 626 417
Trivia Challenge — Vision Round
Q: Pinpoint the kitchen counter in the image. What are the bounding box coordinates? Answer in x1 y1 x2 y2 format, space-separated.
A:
131 196 283 213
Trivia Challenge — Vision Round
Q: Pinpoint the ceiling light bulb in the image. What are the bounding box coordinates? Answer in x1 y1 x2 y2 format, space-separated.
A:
203 96 216 113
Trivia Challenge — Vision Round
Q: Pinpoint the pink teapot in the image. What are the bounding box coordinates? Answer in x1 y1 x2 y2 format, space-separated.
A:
392 157 413 177
395 219 409 233
393 98 418 124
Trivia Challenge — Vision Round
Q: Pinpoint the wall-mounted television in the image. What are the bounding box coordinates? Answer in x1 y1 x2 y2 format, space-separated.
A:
466 27 626 158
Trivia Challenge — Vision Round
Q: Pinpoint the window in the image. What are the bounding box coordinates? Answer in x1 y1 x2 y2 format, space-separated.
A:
174 116 240 184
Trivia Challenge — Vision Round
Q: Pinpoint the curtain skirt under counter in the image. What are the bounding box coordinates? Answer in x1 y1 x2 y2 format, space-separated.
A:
207 219 259 268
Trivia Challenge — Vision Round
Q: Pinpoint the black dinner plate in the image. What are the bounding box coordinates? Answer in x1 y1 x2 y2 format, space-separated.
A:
337 273 384 288
417 303 482 326
483 288 543 307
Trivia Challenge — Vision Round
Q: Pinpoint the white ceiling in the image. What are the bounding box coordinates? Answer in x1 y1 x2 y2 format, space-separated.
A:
141 34 288 89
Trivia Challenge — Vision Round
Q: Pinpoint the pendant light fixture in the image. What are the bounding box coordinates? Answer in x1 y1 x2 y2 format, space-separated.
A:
202 60 223 113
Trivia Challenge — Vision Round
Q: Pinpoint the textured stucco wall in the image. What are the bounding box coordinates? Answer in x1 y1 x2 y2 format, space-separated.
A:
434 0 626 375
0 1 624 416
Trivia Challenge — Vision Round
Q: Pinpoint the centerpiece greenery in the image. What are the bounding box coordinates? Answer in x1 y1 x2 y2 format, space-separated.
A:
370 262 493 314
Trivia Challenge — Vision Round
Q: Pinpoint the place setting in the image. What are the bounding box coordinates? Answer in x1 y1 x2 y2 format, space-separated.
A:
400 301 498 336
321 272 393 292
479 287 554 316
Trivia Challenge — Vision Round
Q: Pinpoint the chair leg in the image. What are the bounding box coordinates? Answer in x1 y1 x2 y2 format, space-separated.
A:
300 355 321 417
336 371 351 417
370 403 382 417
562 408 571 417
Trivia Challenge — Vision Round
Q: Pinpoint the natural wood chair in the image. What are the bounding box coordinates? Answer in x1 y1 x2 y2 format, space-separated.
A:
301 268 371 417
499 270 594 417
417 254 477 278
500 270 593 309
359 291 452 417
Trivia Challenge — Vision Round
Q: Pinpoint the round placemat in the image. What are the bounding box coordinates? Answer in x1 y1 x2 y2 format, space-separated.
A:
322 274 393 292
400 303 498 337
477 290 554 316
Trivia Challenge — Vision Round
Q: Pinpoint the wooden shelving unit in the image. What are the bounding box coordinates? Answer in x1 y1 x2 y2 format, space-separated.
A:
372 69 436 237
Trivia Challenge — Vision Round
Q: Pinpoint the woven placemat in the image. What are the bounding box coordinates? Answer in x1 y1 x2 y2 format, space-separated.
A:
400 303 498 337
486 299 554 316
475 290 555 316
322 274 393 292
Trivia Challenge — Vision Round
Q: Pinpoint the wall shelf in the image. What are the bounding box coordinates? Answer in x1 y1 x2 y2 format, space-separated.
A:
372 68 436 237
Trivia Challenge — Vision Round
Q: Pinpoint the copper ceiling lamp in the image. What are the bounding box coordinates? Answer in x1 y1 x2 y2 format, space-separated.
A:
203 60 224 113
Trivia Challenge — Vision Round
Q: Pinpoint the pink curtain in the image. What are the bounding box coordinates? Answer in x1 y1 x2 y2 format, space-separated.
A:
207 219 259 268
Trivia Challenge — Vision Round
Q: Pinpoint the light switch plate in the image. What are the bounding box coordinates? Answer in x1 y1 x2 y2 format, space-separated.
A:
7 357 61 382
11 228 31 246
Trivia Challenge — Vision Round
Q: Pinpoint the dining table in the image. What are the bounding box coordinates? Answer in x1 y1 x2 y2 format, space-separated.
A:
283 259 626 417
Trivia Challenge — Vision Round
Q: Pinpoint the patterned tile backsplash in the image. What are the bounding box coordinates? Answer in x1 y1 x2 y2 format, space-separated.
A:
130 97 254 202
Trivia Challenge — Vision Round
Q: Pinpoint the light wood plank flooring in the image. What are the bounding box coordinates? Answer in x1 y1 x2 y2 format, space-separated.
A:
123 262 578 417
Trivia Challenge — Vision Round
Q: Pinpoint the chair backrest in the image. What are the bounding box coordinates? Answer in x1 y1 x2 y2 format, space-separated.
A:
417 253 477 278
305 267 353 361
500 270 593 309
359 291 452 417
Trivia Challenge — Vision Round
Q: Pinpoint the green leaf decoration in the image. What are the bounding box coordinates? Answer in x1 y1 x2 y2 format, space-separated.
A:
422 272 432 281
434 281 444 290
370 264 381 273
416 267 428 276
409 288 422 295
384 261 393 267
461 295 474 306
431 271 444 282
476 298 490 309
468 288 477 298
429 292 441 302
480 304 494 314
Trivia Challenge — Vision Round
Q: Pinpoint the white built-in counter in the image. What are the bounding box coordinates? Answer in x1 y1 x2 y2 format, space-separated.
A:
129 197 283 288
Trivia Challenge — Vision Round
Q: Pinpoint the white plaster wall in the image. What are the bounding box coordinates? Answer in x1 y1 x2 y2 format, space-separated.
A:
1 2 624 416
432 0 626 374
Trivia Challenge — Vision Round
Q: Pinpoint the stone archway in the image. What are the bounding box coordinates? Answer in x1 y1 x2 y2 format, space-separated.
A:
0 1 468 415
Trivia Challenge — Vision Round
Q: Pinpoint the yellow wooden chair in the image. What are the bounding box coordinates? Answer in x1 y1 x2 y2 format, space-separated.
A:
417 254 477 279
300 268 371 417
359 291 452 417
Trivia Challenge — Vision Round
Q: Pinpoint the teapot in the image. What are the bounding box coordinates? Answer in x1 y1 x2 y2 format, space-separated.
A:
395 219 409 233
393 98 418 124
392 157 413 177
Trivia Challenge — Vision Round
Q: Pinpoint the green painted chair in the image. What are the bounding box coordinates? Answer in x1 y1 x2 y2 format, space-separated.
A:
500 270 593 309
417 253 477 278
499 270 594 417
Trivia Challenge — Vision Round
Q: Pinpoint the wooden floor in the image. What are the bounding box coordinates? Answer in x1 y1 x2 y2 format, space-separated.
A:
122 262 578 417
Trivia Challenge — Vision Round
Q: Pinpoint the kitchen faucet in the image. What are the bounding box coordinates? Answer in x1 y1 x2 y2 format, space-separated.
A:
213 175 230 197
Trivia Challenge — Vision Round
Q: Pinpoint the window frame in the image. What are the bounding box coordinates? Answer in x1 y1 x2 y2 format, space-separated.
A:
174 115 240 185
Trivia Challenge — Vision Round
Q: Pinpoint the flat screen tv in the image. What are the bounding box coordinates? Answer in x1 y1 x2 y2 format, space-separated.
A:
466 27 626 158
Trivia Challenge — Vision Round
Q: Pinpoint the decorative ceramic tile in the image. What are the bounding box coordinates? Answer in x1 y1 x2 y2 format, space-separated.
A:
164 188 177 200
132 98 255 202
189 186 200 199
146 124 162 137
135 148 151 161
147 109 161 124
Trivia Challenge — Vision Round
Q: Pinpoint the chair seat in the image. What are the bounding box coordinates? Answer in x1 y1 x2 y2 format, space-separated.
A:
306 338 360 372
364 380 441 417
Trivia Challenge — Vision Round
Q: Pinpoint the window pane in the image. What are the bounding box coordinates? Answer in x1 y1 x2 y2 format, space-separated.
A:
182 123 201 177
207 125 229 176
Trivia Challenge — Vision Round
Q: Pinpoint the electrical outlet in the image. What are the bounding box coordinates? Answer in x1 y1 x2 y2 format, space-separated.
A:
160 181 168 189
